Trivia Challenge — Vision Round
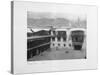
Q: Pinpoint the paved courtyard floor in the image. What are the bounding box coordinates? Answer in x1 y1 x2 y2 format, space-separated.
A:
28 48 86 61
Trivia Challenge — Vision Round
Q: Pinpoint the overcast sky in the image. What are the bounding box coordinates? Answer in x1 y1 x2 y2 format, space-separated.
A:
27 11 86 21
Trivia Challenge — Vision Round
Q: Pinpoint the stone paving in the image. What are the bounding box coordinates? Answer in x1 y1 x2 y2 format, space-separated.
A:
28 48 86 61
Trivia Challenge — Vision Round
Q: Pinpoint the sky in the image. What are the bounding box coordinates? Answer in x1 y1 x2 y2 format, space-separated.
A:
27 11 86 21
27 11 87 29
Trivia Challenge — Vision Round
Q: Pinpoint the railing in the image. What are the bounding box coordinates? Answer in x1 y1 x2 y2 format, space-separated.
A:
27 35 53 40
28 42 51 51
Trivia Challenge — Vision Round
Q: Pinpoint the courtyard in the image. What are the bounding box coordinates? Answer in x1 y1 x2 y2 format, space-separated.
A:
28 47 86 61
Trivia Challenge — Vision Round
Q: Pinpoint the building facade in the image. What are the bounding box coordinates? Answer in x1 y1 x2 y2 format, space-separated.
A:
50 28 86 50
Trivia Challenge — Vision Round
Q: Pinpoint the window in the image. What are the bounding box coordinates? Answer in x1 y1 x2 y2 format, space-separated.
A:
64 44 66 47
52 37 55 41
58 43 60 46
63 37 66 42
71 31 84 43
57 37 61 41
53 43 55 46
